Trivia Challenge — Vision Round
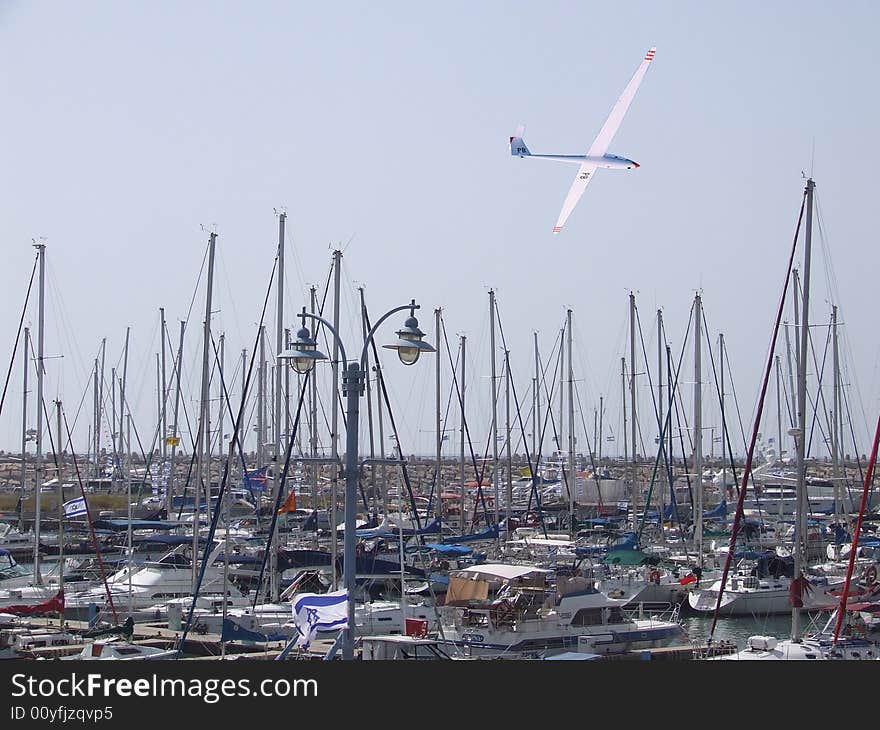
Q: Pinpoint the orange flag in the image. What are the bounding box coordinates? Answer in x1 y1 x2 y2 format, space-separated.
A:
277 490 297 514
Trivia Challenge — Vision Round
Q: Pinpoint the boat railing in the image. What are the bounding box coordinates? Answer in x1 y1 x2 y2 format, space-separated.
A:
623 601 681 625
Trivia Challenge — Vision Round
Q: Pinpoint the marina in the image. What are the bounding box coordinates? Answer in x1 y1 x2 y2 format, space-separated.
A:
2 1 879 686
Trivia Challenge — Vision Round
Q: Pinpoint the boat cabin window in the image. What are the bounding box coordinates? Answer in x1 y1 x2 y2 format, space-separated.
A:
571 608 604 626
115 647 142 655
607 607 627 624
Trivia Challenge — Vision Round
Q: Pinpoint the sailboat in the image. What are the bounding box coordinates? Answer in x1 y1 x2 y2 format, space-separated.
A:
704 178 878 660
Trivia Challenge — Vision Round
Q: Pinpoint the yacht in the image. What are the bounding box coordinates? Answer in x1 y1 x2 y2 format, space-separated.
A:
63 539 227 618
437 563 689 658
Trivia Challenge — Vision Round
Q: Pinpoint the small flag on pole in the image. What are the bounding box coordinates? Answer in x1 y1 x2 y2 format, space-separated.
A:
164 436 180 447
63 496 87 519
291 589 349 649
277 490 297 514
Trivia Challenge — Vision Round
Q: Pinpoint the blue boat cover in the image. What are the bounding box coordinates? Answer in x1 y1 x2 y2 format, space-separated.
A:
422 543 472 556
441 523 499 543
92 519 179 532
704 500 728 519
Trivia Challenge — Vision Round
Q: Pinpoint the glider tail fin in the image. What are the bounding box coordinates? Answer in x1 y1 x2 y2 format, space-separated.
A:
509 124 530 157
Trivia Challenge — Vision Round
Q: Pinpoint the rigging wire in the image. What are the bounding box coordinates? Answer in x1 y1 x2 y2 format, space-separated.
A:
0 253 37 422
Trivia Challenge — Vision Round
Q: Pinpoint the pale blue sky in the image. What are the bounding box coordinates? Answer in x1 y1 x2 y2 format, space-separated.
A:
2 1 878 464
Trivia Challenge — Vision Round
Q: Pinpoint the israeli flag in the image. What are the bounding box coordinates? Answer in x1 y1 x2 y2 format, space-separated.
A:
63 496 87 519
291 589 349 649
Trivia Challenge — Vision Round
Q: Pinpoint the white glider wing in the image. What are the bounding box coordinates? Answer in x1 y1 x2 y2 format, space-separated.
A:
587 47 655 157
553 162 598 234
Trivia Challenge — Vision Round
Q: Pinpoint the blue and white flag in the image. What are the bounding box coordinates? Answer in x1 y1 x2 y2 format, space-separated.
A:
63 496 87 519
291 589 348 649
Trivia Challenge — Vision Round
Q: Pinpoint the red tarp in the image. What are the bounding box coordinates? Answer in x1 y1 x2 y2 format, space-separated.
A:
3 590 64 616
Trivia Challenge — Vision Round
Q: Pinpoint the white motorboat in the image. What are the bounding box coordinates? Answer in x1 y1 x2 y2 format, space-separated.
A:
437 563 689 658
64 638 177 660
64 539 227 618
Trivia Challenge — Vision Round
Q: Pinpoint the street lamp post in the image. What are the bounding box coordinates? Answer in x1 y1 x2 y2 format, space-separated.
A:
279 300 434 660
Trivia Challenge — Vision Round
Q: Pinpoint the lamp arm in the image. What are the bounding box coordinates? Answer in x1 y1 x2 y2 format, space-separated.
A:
300 312 348 371
359 302 419 369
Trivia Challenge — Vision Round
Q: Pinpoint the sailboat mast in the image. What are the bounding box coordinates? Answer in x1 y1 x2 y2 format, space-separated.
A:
459 334 466 532
490 290 499 529
694 292 703 567
218 333 225 467
33 242 45 584
270 211 285 603
330 249 342 591
534 332 541 466
118 326 130 481
792 178 815 642
567 308 575 534
195 231 217 588
359 289 375 513
505 349 512 534
309 286 319 548
160 308 167 467
20 328 29 533
55 400 64 625
92 355 99 479
775 355 783 461
831 305 842 519
167 321 185 518
330 249 341 589
629 293 637 525
720 333 726 497
658 310 664 457
435 308 442 521
97 339 106 479
621 356 628 490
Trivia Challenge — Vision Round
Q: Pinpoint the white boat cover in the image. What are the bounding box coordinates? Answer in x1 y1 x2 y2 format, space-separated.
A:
457 564 551 581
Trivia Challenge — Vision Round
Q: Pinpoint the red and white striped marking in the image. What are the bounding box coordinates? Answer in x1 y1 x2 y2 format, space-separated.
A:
645 49 656 61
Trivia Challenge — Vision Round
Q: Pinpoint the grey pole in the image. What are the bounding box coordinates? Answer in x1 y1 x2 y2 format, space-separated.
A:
341 361 362 660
